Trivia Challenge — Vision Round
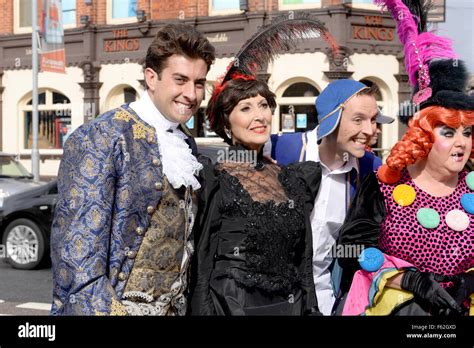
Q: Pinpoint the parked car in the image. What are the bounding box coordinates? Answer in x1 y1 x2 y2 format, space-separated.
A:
0 153 57 270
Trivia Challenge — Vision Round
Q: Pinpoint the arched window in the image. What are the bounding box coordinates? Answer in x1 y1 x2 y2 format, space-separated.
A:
279 82 320 132
105 85 138 110
22 90 71 150
282 83 319 98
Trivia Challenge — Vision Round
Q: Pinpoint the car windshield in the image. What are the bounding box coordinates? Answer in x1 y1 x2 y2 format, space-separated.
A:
0 156 32 178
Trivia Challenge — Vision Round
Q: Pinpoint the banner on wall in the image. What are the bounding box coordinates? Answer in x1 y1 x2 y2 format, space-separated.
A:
40 0 66 73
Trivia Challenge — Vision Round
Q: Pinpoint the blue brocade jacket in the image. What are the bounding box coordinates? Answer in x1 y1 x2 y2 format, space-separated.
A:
50 104 197 315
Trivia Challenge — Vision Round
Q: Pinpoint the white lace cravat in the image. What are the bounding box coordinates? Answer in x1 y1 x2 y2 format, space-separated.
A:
155 127 202 190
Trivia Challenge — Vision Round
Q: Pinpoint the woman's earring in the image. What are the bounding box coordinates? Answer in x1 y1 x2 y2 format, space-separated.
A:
224 128 232 139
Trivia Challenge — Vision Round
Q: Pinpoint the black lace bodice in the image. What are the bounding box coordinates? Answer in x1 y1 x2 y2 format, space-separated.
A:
190 149 321 315
216 162 307 294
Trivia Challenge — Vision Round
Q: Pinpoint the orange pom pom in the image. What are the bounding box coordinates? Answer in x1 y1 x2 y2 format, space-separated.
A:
378 165 401 184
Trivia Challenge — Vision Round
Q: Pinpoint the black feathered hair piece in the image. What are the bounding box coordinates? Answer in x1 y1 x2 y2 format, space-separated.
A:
208 12 339 128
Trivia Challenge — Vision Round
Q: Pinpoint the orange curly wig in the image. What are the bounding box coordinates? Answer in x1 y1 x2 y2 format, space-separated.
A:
378 106 474 184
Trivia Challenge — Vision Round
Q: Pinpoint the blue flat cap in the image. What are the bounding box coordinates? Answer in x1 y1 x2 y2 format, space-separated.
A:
316 80 369 143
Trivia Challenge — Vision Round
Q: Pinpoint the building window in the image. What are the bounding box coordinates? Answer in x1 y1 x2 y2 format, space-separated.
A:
22 90 72 150
282 83 319 98
350 0 379 9
279 0 321 11
15 0 76 33
62 0 76 26
124 87 137 104
213 0 239 11
19 0 32 28
278 82 319 132
105 85 139 110
107 0 138 24
112 0 137 19
209 0 242 15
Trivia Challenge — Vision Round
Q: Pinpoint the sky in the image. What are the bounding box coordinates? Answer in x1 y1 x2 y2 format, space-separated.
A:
434 0 474 72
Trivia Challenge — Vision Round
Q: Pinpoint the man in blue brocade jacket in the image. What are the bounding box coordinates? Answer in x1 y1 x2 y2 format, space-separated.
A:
270 80 393 315
50 24 215 315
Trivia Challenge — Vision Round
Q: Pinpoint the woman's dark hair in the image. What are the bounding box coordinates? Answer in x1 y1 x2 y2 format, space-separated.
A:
207 78 277 144
146 23 215 77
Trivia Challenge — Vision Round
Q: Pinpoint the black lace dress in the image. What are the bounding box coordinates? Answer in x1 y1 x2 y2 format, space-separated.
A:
189 147 321 315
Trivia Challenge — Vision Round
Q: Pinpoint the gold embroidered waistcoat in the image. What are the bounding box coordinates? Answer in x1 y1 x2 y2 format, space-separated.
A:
122 177 194 315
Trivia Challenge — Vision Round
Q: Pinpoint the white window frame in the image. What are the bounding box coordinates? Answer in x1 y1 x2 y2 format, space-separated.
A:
14 0 32 34
278 0 321 11
61 0 77 29
106 0 139 25
19 89 71 155
62 22 77 30
349 0 379 10
208 0 243 16
14 0 76 34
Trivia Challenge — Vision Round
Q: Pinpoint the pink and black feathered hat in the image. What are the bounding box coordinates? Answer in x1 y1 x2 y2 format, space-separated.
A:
375 0 474 122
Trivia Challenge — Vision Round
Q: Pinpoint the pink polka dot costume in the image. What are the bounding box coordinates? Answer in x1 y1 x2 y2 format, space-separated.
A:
338 0 474 316
377 169 474 276
339 169 474 315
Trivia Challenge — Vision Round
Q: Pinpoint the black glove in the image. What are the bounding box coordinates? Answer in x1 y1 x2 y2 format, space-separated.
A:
401 270 462 315
435 273 474 311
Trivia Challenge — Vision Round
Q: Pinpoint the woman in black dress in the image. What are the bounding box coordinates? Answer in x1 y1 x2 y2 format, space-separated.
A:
189 77 321 315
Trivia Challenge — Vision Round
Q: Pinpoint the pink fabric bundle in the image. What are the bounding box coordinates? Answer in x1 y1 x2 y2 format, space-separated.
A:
342 253 414 315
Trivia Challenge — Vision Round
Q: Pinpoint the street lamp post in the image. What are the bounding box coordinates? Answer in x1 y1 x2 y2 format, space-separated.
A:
31 0 40 182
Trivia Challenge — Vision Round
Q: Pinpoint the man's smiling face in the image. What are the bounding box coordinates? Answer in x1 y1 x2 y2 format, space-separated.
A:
335 94 378 158
145 54 208 124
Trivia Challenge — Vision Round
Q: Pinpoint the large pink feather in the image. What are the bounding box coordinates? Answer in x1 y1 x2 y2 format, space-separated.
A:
374 0 457 85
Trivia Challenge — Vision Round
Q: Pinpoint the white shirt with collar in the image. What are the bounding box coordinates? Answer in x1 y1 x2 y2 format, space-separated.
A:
305 127 358 316
129 91 202 190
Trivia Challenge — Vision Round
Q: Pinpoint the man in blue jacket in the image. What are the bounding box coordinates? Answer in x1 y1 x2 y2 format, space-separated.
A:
272 79 393 315
50 24 215 315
